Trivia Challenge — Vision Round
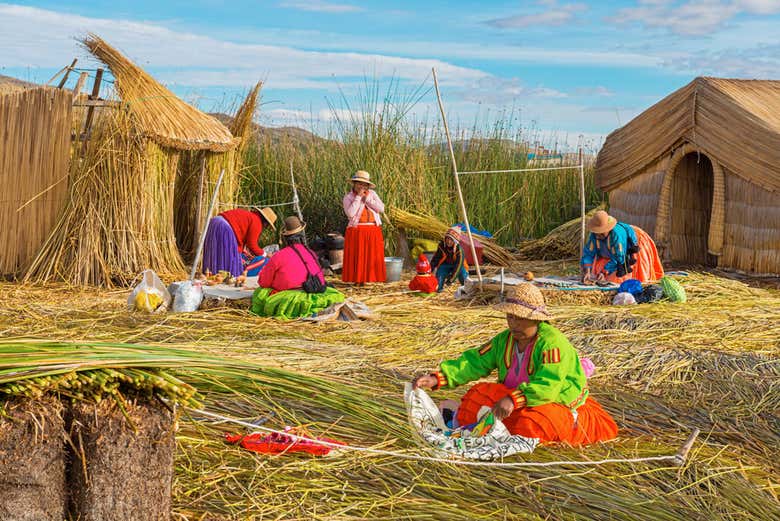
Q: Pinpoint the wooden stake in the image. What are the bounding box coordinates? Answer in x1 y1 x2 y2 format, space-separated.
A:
431 68 482 285
46 58 77 87
72 72 89 96
81 68 104 153
56 59 78 89
579 146 586 258
190 169 225 281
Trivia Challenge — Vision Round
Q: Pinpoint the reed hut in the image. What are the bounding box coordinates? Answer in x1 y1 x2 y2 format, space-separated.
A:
25 35 259 286
596 77 780 275
0 78 72 276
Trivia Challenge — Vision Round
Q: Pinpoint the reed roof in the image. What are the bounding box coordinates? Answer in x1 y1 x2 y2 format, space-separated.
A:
82 34 238 152
596 77 780 193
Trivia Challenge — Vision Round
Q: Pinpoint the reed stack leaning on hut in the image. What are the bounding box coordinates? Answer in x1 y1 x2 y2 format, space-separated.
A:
21 34 260 287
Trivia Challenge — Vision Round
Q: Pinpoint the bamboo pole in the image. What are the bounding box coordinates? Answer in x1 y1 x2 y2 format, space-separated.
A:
431 68 482 285
190 169 225 281
290 160 307 244
579 146 586 258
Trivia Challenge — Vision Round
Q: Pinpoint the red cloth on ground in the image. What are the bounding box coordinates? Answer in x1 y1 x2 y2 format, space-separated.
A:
409 274 438 293
225 431 345 456
259 244 324 293
593 225 664 284
220 209 265 256
456 382 618 446
342 225 386 283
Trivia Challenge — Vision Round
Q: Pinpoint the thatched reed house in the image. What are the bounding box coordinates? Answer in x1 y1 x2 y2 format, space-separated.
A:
21 34 260 286
0 76 72 275
596 77 780 275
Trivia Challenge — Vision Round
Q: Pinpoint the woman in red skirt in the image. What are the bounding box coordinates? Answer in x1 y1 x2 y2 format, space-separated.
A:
342 170 386 284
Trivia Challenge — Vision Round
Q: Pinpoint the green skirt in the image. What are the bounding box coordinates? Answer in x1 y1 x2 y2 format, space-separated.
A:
250 287 345 320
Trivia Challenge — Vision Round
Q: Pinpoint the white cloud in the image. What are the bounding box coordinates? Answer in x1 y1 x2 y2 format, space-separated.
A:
609 0 780 36
486 1 588 29
663 43 780 77
278 0 363 13
0 4 488 91
574 86 615 97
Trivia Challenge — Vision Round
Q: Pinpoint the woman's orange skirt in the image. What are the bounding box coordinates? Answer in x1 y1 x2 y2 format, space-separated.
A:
593 225 664 284
342 225 386 283
456 382 618 446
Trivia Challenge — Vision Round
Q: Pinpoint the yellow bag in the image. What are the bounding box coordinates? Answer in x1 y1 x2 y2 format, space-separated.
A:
410 239 438 263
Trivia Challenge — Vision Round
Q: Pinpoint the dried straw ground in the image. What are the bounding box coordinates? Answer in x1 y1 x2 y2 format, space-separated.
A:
1 265 778 520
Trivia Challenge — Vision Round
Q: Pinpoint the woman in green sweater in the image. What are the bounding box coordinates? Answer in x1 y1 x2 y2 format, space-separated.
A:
413 283 617 445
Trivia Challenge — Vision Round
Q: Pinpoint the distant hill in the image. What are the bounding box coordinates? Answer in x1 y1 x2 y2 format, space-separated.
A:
209 112 330 149
0 74 39 95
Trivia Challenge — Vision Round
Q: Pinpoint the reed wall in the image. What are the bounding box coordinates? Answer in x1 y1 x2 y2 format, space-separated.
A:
722 170 780 274
0 88 72 275
607 159 664 236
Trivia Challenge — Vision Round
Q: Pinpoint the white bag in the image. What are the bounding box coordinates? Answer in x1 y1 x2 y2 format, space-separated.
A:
172 280 204 313
127 270 171 313
262 244 280 257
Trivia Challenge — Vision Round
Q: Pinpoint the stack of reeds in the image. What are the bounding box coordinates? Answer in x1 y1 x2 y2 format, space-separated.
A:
517 205 605 260
387 206 516 266
0 87 72 275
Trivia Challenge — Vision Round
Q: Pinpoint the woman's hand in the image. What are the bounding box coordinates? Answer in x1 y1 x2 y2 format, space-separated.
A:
491 395 515 421
582 268 594 285
596 272 606 283
412 374 438 390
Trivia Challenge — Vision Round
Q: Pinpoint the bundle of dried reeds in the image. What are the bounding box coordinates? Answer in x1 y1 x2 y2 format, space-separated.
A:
25 109 186 286
387 206 515 266
81 34 237 152
517 205 605 260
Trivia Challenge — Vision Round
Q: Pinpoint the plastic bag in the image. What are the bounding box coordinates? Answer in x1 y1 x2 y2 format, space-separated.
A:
612 292 637 306
263 244 280 257
172 280 204 312
127 270 171 313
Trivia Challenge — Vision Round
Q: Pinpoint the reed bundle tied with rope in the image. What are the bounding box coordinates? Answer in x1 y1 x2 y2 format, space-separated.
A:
387 206 516 266
517 205 605 260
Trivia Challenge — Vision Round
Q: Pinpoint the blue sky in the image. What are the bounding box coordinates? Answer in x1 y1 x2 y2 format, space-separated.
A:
2 1 779 152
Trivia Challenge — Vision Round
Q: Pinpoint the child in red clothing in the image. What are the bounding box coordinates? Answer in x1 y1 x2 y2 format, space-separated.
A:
409 254 438 294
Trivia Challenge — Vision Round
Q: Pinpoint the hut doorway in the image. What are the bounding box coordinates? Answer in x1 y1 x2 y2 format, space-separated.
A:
669 152 717 266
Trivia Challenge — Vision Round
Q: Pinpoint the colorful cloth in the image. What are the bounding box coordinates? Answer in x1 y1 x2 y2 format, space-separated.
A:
457 383 618 445
250 287 345 320
243 253 269 277
582 224 664 283
434 323 588 410
259 244 324 293
342 225 386 283
220 208 267 256
225 429 345 456
203 216 244 276
343 190 384 227
409 273 438 293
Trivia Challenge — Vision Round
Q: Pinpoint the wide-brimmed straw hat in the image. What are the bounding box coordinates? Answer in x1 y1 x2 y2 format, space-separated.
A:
350 170 376 188
257 207 278 230
588 210 617 234
494 283 553 321
281 215 306 236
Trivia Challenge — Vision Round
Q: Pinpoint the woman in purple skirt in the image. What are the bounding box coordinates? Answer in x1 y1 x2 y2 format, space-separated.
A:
202 207 277 276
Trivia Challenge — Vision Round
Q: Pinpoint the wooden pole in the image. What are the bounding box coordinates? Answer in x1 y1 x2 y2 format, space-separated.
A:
290 160 307 244
431 68 482 285
194 156 207 252
46 58 77 87
190 169 225 281
56 59 78 89
578 146 586 258
72 72 89 96
81 68 104 153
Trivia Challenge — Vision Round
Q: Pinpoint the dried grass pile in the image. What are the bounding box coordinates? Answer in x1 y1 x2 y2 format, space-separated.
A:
387 206 516 266
0 271 778 519
517 205 605 260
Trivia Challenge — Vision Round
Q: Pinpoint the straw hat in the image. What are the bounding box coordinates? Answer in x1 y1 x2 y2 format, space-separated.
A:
281 216 306 236
494 283 553 321
257 207 278 230
588 210 617 234
445 226 462 242
350 170 376 188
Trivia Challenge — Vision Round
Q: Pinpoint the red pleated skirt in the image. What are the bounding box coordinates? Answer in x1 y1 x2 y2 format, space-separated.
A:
457 382 618 446
342 225 386 283
593 226 664 284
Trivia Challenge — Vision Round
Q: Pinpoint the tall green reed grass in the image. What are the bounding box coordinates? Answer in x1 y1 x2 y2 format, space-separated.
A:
238 79 603 249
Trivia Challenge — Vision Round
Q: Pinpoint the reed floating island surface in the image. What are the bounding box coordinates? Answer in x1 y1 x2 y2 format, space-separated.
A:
0 268 778 520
